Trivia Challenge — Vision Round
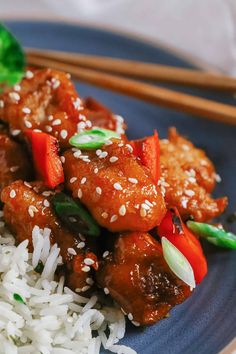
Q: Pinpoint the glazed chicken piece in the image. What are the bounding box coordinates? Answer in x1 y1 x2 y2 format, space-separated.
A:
63 140 166 232
0 69 124 148
0 133 32 193
96 231 191 325
1 180 97 292
159 128 227 222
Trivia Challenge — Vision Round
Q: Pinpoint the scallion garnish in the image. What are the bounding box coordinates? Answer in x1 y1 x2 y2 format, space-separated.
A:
69 128 120 150
52 192 101 237
13 293 25 304
0 23 25 88
162 237 196 289
187 221 236 249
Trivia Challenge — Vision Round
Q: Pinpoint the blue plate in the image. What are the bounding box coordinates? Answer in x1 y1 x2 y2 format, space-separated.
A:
4 20 236 354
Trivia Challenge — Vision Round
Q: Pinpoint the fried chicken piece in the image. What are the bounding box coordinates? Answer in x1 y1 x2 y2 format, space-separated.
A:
96 232 191 325
1 180 97 292
0 69 124 149
0 133 32 193
159 128 227 221
63 141 166 232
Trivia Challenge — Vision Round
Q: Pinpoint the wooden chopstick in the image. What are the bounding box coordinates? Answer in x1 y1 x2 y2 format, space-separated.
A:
27 54 236 126
26 48 236 91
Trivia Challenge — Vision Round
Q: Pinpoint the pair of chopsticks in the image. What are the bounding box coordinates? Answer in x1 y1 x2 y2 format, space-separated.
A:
26 48 236 125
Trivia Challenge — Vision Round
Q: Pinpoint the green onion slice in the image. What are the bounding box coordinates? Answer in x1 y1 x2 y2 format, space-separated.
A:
69 128 120 150
52 192 101 237
0 23 25 89
162 237 196 289
187 221 236 249
13 293 25 304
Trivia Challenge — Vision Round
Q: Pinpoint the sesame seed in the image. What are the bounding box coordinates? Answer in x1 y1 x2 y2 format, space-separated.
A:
104 139 113 146
13 84 21 91
0 100 4 108
70 177 77 184
73 150 82 158
42 191 53 196
114 182 122 191
128 178 138 184
110 215 118 223
118 143 124 147
77 122 86 130
188 177 196 184
132 321 140 327
60 129 68 139
68 248 77 256
109 156 118 163
84 258 95 266
103 251 109 258
181 199 188 208
10 190 16 198
94 168 98 174
28 205 38 218
79 233 86 241
86 120 92 128
60 156 65 163
126 144 133 153
82 158 91 163
78 189 83 199
101 212 108 219
128 313 133 321
185 190 195 197
96 149 102 156
96 187 102 195
141 203 150 210
104 287 109 295
82 266 90 272
52 119 61 126
25 120 32 128
9 92 20 101
48 115 53 121
81 286 90 292
24 181 32 189
10 166 19 172
33 129 42 133
81 177 87 184
22 107 31 114
119 205 126 216
215 173 222 183
145 200 153 207
52 78 60 89
69 216 77 223
45 125 53 132
99 151 108 159
11 129 21 136
77 242 85 249
73 98 82 110
86 278 94 285
140 207 147 217
25 70 34 79
43 199 50 207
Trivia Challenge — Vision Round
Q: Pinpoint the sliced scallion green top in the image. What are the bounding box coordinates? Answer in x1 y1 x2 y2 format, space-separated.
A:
69 128 120 150
187 221 236 249
0 23 25 88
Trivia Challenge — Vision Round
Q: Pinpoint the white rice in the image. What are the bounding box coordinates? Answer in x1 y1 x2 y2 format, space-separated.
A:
0 217 136 354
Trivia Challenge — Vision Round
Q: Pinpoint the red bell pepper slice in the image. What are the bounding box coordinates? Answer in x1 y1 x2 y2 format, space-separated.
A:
158 207 208 284
131 130 160 183
27 130 64 188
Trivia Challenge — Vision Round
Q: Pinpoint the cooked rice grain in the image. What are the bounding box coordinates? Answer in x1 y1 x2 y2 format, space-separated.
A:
0 220 136 354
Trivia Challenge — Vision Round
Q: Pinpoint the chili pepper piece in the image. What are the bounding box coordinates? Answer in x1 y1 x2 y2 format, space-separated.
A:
187 221 236 249
52 192 101 237
26 130 64 188
131 130 160 183
158 208 208 284
69 128 120 150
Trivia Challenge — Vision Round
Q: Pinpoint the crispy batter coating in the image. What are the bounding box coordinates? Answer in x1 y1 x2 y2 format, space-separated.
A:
159 128 227 221
96 232 190 325
0 133 32 193
1 180 97 292
0 69 124 148
63 141 166 232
